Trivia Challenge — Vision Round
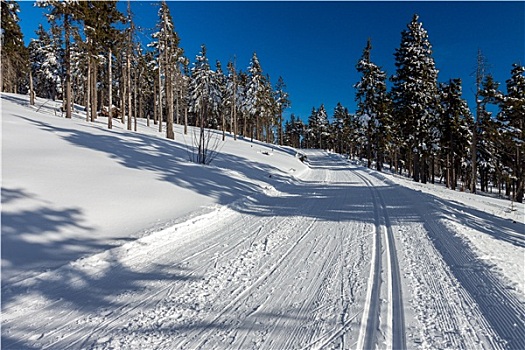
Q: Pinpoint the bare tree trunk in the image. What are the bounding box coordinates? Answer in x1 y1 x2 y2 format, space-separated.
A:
153 77 158 125
108 48 113 129
127 50 132 131
134 64 138 132
138 73 143 127
184 91 188 135
279 106 283 146
158 62 163 133
222 110 226 141
86 56 91 122
65 13 72 119
175 87 180 125
121 55 126 124
29 68 34 106
166 65 174 139
232 96 237 140
91 59 97 122
243 113 247 139
446 153 451 188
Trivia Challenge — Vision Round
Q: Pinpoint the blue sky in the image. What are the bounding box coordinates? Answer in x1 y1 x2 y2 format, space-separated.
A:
18 1 525 122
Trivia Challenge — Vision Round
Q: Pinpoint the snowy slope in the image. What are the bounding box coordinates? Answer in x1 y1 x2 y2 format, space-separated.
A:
1 93 307 285
2 93 524 349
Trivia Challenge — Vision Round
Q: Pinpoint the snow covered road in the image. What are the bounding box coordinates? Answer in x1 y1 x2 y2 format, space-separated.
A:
2 150 524 349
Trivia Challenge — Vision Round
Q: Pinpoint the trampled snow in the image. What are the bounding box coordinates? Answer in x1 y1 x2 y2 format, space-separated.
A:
1 93 524 349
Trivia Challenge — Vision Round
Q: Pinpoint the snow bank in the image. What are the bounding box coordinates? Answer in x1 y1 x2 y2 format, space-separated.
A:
1 93 307 285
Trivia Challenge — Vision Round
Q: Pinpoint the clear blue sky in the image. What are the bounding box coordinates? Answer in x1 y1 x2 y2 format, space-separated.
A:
18 1 525 122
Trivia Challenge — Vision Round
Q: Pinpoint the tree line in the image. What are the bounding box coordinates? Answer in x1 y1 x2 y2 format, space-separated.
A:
282 15 524 203
1 2 523 202
1 1 290 145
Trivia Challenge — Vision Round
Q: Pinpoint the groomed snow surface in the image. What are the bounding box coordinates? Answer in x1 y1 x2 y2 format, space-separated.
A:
2 93 524 350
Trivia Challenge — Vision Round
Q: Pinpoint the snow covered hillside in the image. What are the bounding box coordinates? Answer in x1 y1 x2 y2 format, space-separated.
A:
2 93 524 349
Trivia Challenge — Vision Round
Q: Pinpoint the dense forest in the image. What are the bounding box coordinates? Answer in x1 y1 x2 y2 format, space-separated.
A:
1 0 523 203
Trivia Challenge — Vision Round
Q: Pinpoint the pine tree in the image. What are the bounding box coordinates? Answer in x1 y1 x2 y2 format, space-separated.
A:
28 24 62 100
38 0 83 118
478 74 501 192
189 44 221 164
246 52 270 141
274 76 291 146
238 71 249 138
355 39 392 171
391 14 440 183
215 60 227 139
284 114 304 148
498 64 525 203
226 59 239 140
78 1 124 124
1 0 28 94
262 74 276 144
471 50 490 193
307 105 329 149
150 1 183 139
438 78 473 190
332 103 352 155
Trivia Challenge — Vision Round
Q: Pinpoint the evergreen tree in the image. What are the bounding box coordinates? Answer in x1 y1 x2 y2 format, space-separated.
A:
332 102 352 155
498 64 525 203
263 74 277 143
150 1 183 139
237 71 249 138
189 44 221 164
307 105 329 149
391 14 440 183
274 76 291 146
78 1 124 124
470 50 490 193
38 0 83 118
1 0 28 93
215 60 227 139
28 24 62 100
293 116 305 149
284 114 304 148
355 39 392 171
246 52 270 141
226 59 239 140
478 74 502 192
438 78 473 190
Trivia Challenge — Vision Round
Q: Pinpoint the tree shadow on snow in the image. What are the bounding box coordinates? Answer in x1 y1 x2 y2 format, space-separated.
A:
1 247 202 349
17 115 285 207
1 187 105 288
364 169 525 349
16 115 377 225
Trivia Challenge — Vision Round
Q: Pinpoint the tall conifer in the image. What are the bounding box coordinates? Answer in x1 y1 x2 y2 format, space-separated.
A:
391 14 439 183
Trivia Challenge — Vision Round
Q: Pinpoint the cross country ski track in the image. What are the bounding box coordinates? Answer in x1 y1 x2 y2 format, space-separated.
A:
2 150 524 350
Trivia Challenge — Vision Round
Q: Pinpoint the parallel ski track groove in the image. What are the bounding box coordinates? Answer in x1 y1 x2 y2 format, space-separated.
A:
364 169 525 349
353 169 406 350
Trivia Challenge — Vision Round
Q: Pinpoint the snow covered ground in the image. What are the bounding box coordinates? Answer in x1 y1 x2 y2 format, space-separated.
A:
2 93 524 349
